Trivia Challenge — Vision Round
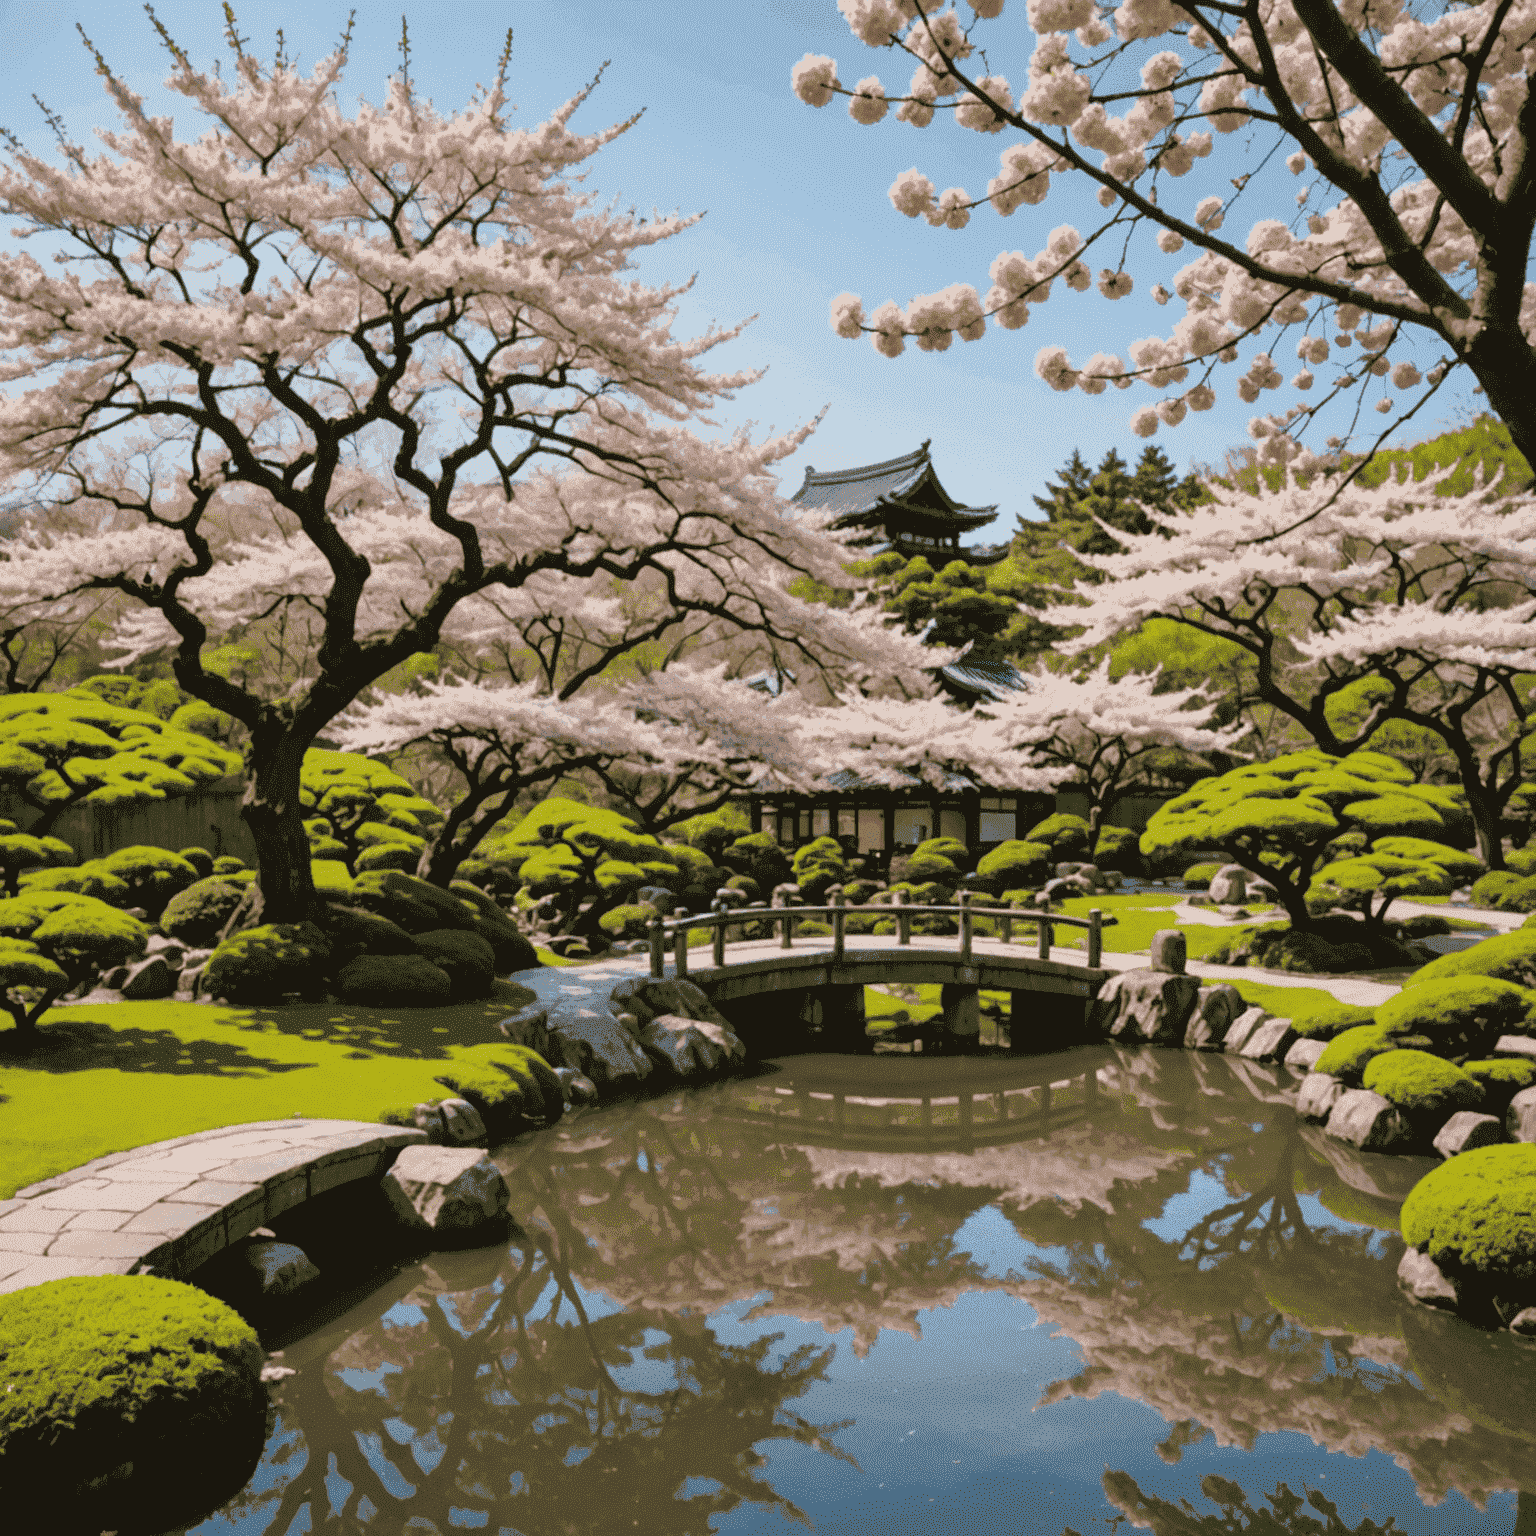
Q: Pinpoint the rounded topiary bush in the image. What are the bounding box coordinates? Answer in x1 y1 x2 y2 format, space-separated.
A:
448 882 537 972
160 877 247 947
95 845 201 918
841 878 883 906
796 918 834 936
1410 927 1536 989
1362 1049 1484 1127
1314 1023 1420 1084
600 902 659 941
0 892 149 985
1290 1001 1377 1041
977 840 1053 890
1374 975 1536 1053
413 928 496 1001
1022 813 1092 861
1470 870 1536 913
0 1275 266 1535
17 862 131 906
348 870 477 934
1401 1143 1536 1302
334 952 452 1006
312 901 420 963
1091 824 1143 876
1463 1057 1536 1116
203 921 333 1005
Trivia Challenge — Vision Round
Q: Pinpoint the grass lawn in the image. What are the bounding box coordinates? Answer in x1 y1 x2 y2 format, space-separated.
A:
0 981 542 1199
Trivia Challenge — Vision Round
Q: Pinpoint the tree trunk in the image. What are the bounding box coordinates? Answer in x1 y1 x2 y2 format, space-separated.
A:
242 729 317 927
416 784 508 889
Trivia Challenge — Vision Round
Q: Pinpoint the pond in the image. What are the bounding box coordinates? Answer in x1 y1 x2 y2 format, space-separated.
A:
186 1045 1536 1536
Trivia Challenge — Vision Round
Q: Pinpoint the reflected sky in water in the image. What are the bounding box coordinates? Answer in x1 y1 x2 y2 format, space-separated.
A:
187 1045 1535 1536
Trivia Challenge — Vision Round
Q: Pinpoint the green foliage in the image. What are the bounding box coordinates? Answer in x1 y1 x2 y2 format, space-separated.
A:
1202 916 1399 973
160 878 247 947
67 674 184 720
1351 412 1532 498
900 835 965 886
433 1041 564 1130
977 839 1053 888
1314 1023 1416 1083
412 928 497 1001
334 952 452 1006
669 804 751 862
1023 813 1092 860
311 902 419 966
0 939 70 1031
1376 976 1536 1053
850 550 1023 662
1307 846 1456 918
1401 1143 1536 1283
1091 824 1143 875
298 749 444 879
348 870 478 935
1463 1058 1536 1115
203 922 333 1005
0 1274 263 1529
177 846 214 879
719 831 793 892
1182 862 1223 887
1362 1049 1484 1124
95 845 201 917
0 892 149 1000
1470 870 1536 912
1289 1002 1377 1040
790 836 849 901
599 902 658 940
1410 927 1536 989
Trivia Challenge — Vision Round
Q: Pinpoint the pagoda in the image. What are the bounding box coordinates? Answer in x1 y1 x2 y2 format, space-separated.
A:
788 440 1010 566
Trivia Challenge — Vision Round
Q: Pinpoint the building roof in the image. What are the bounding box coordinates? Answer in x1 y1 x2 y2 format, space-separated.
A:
790 441 1000 535
936 653 1031 704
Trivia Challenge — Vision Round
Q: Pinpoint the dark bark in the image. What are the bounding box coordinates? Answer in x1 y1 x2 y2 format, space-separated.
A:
240 726 318 926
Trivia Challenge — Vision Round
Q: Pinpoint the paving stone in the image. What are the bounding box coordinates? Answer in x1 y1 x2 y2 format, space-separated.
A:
64 1209 133 1232
219 1153 311 1185
167 1180 262 1206
115 1148 247 1175
0 1231 51 1255
310 1153 386 1196
37 1180 195 1213
0 1204 75 1234
119 1203 223 1238
0 1256 137 1291
44 1232 156 1260
1239 1017 1297 1063
1434 1110 1506 1158
0 1199 25 1222
1284 1038 1328 1073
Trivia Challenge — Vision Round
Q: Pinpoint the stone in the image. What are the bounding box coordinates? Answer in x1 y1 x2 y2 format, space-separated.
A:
1284 1037 1328 1073
1397 1246 1459 1309
496 1004 551 1057
1510 1307 1536 1336
145 935 187 962
1042 876 1094 902
1493 1034 1536 1062
1506 1085 1536 1142
502 999 653 1090
119 956 180 1001
381 1145 511 1238
1221 1006 1272 1055
437 1098 487 1146
412 1103 447 1144
1433 1110 1505 1158
638 1013 746 1077
636 978 733 1027
608 978 655 1024
1182 984 1244 1050
1239 1017 1297 1063
1149 929 1186 974
237 1239 321 1301
1089 967 1200 1045
1296 1072 1345 1122
635 885 676 909
554 1067 599 1105
1326 1088 1417 1152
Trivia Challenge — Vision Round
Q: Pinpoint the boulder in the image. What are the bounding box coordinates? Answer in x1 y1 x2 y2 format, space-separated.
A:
1239 1017 1298 1063
1296 1071 1345 1122
1285 1037 1329 1073
1222 1006 1272 1055
234 1240 321 1302
119 955 179 1001
635 885 676 910
1494 1034 1536 1062
1325 1088 1417 1151
638 1013 747 1077
496 1004 551 1058
1397 1247 1459 1309
380 1145 511 1240
412 1103 447 1144
500 996 653 1089
1511 1308 1536 1336
1182 983 1244 1050
335 953 453 1007
554 1067 599 1105
1208 864 1277 905
1507 1085 1536 1142
1149 929 1187 974
1090 967 1200 1045
635 977 733 1027
437 1097 487 1146
1433 1110 1506 1159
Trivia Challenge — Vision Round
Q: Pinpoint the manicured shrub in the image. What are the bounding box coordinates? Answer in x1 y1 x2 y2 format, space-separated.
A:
1023 813 1092 860
95 845 201 917
1290 1001 1377 1040
670 804 752 862
333 952 452 1007
841 878 883 905
0 1275 265 1534
0 892 149 986
1205 915 1417 973
349 870 477 934
160 877 247 947
1375 975 1536 1052
0 940 71 1032
311 902 420 963
1401 1143 1536 1285
212 855 248 876
412 928 497 1001
1362 1049 1484 1125
311 858 355 897
1463 1058 1536 1116
796 918 834 936
1370 836 1484 886
203 921 333 1005
449 881 538 972
726 875 762 903
1470 870 1536 913
1182 861 1223 887
1314 1023 1416 1084
1092 824 1143 876
790 836 850 901
1411 927 1536 989
1510 847 1536 877
354 840 421 874
977 839 1054 889
177 846 214 879
720 832 792 892
600 902 659 940
16 862 131 906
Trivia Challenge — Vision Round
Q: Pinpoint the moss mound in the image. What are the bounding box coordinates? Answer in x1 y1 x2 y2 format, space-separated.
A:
431 1042 564 1134
413 928 496 1001
1411 927 1536 988
95 845 201 918
450 882 537 972
1470 870 1536 913
1313 1022 1427 1084
1290 1001 1377 1041
1463 1058 1536 1116
1204 918 1406 973
349 870 477 934
1182 862 1222 888
1361 1049 1484 1126
312 902 420 963
334 952 452 1007
203 921 333 1005
0 1275 266 1533
1401 1143 1536 1288
1375 975 1536 1053
599 901 658 941
159 877 246 947
1022 812 1092 860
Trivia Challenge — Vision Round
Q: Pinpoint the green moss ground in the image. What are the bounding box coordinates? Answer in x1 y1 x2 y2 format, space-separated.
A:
0 981 543 1197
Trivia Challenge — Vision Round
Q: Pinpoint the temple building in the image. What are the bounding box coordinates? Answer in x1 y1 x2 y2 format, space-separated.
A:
788 440 1012 566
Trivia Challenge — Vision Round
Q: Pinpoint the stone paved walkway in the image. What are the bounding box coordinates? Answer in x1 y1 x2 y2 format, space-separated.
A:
0 1119 425 1295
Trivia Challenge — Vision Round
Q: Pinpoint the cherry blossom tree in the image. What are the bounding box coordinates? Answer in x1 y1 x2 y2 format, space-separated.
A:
984 657 1252 837
792 0 1536 474
1037 468 1536 867
0 17 935 925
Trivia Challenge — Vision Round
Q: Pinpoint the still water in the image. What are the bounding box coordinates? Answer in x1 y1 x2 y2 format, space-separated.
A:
189 1045 1536 1535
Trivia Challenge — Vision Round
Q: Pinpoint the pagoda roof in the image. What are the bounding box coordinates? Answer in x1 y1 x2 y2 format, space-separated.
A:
791 441 999 533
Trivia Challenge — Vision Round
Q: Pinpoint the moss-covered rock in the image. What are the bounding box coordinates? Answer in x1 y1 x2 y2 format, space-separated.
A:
449 881 537 972
311 902 420 963
1411 926 1536 989
430 1041 564 1135
203 921 333 1005
1462 1058 1536 1116
94 845 201 918
1314 1022 1418 1083
16 862 131 906
0 1275 265 1534
1375 975 1536 1052
1290 1001 1377 1040
334 952 452 1007
413 928 496 1001
1401 1143 1536 1293
348 870 477 935
1362 1049 1484 1126
159 877 247 948
1205 915 1419 973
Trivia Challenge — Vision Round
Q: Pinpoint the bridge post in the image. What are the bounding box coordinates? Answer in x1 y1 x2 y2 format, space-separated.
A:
1088 907 1102 968
896 889 911 945
674 907 690 978
939 982 980 1053
958 891 973 965
832 888 846 964
1036 910 1052 960
712 899 727 968
649 908 665 979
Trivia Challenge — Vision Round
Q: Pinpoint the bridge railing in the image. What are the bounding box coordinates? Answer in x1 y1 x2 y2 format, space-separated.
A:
647 888 1113 979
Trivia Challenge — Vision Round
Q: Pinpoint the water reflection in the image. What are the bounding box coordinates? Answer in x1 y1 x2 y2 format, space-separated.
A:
191 1046 1536 1535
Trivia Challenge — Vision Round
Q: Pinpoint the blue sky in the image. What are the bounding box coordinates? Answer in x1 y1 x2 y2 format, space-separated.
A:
0 1 1478 532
